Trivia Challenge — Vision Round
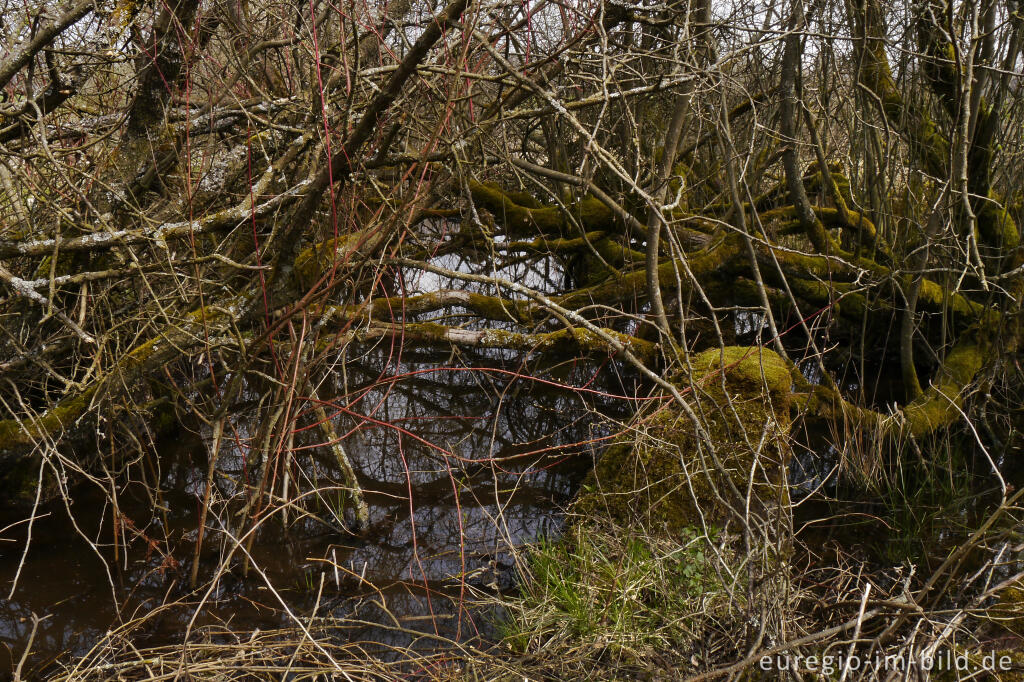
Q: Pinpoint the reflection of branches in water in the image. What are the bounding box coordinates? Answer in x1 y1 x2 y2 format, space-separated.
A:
6 0 1021 671
401 252 567 300
325 349 634 492
0 343 634 667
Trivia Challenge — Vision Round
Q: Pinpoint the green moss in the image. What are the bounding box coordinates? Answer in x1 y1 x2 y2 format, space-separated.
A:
575 346 792 537
358 291 539 324
504 231 606 255
771 247 852 279
903 338 983 437
678 232 745 275
913 277 986 319
0 384 98 458
784 277 872 321
469 181 621 237
503 189 543 208
293 235 353 289
146 398 180 434
464 292 536 323
985 582 1024 631
0 383 101 505
593 236 643 266
860 42 950 178
559 232 744 308
470 181 564 234
575 195 615 229
792 384 885 433
0 300 227 498
976 197 1021 252
685 345 792 397
792 334 987 441
920 37 959 114
0 457 60 507
776 253 986 325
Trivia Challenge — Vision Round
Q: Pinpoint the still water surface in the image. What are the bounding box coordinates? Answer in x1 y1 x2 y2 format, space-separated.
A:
0 347 640 676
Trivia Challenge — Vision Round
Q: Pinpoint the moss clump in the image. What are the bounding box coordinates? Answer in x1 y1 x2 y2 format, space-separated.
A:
976 198 1020 252
685 345 793 398
575 346 792 538
503 346 791 670
980 581 1024 639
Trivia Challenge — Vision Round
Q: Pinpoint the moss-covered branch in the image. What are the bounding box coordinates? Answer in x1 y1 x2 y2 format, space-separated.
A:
330 289 542 325
854 1 950 179
0 302 241 467
359 321 658 362
793 327 1005 439
901 334 987 437
469 181 624 236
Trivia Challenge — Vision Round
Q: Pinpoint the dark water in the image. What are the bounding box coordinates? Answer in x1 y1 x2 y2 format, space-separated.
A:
0 347 640 676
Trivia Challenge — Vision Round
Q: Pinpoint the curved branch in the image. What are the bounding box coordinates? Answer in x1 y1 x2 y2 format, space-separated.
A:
0 0 94 91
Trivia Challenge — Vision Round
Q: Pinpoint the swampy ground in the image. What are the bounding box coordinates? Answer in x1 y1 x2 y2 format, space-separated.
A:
0 351 637 676
5 0 1024 678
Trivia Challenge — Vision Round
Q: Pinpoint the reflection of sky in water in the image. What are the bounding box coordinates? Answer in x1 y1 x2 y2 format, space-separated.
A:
0 210 633 671
404 251 564 299
0 340 637 673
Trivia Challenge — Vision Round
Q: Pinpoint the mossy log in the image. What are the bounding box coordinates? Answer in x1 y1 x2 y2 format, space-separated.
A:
555 232 748 309
470 180 987 326
902 336 985 437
